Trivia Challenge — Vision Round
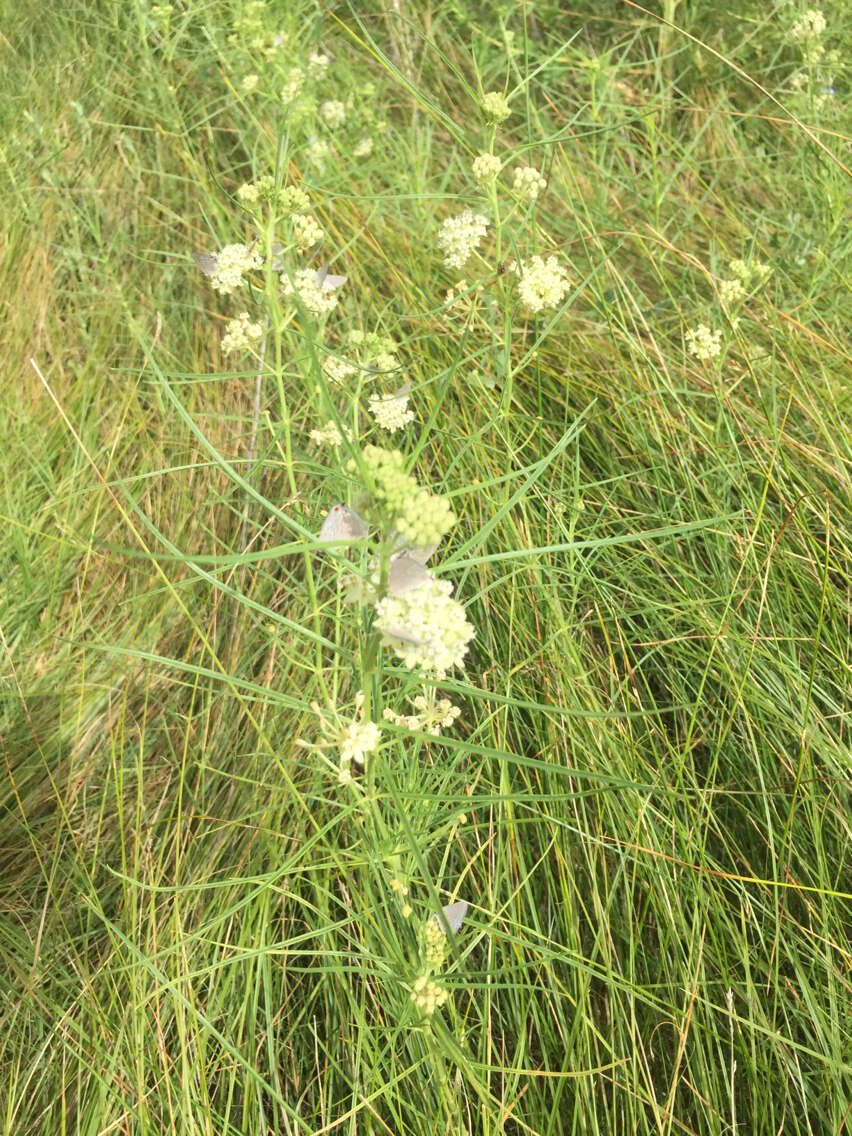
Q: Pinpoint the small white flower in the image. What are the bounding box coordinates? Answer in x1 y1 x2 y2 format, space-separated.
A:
728 258 771 287
437 210 489 270
354 136 374 159
368 391 415 432
209 243 262 295
685 323 722 361
372 351 400 373
221 311 264 355
472 153 501 185
237 181 261 204
241 74 259 93
282 267 345 315
319 99 346 128
481 91 511 123
337 720 381 765
308 51 330 77
513 255 570 314
300 694 382 782
791 9 826 41
309 420 350 446
718 278 746 307
410 975 449 1016
512 165 546 205
375 576 475 676
281 67 305 104
306 137 331 170
383 695 461 736
292 213 324 252
323 355 357 384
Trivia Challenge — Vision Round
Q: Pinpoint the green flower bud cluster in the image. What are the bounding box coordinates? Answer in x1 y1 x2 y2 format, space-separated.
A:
281 186 311 215
481 91 511 124
346 329 399 371
237 177 310 216
351 446 456 548
423 917 448 971
395 491 454 550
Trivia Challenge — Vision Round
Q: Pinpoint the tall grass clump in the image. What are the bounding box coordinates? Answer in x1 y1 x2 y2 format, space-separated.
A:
1 0 849 1133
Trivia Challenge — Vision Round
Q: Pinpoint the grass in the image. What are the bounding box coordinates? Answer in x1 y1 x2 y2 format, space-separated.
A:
1 0 850 1133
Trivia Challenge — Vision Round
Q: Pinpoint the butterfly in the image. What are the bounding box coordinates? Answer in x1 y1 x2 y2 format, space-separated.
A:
386 550 431 596
318 504 367 542
314 263 347 292
435 900 469 935
192 252 218 277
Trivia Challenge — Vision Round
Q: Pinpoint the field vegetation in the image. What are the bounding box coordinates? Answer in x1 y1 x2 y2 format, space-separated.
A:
1 1 850 1133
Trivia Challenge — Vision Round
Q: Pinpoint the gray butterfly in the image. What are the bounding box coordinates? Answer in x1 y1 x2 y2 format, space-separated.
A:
435 900 468 935
315 263 347 291
318 504 367 542
387 551 431 596
192 252 218 277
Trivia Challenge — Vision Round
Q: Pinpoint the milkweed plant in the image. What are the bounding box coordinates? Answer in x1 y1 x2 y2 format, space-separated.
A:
189 18 582 1085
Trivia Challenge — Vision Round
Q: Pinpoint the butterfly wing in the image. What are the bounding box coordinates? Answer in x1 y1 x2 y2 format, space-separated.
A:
379 624 427 646
387 552 431 595
322 274 347 291
389 536 438 564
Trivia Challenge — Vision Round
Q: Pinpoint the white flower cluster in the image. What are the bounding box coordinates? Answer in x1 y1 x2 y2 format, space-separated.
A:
282 267 343 315
438 210 489 270
236 179 264 206
227 2 287 60
299 693 381 785
374 576 475 677
323 355 357 385
241 74 259 93
292 213 324 252
220 311 264 355
309 420 350 447
307 138 331 169
373 352 399 372
368 391 415 431
347 331 402 375
319 99 346 128
308 51 330 77
209 243 262 294
718 277 746 307
281 67 304 104
481 91 511 123
513 165 546 205
394 493 455 551
337 719 381 765
354 136 374 158
383 695 461 736
685 323 722 361
472 153 501 185
410 975 448 1016
791 9 826 40
729 258 771 285
514 255 570 314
